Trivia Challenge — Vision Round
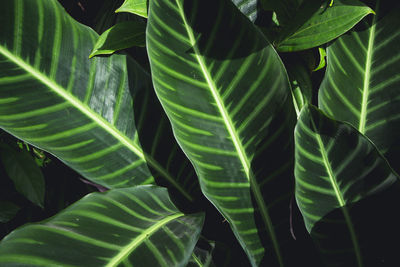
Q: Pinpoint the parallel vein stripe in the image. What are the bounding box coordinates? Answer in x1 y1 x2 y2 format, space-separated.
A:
105 212 184 267
0 45 145 161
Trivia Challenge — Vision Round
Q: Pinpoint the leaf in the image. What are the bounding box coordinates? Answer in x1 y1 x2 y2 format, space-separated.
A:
318 2 400 173
0 185 204 266
260 0 303 26
231 0 258 22
276 0 374 52
0 0 193 201
294 105 398 264
187 240 216 267
116 0 148 18
89 20 146 58
147 0 296 265
0 201 20 223
0 144 45 208
313 47 327 71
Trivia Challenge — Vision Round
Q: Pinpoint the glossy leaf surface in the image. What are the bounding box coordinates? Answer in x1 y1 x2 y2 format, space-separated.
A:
147 0 296 265
0 144 45 208
116 0 148 18
318 2 400 172
0 186 204 266
89 20 146 58
276 0 373 52
295 105 397 231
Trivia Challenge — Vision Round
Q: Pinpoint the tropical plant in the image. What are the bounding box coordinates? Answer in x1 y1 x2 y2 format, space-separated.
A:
0 0 399 266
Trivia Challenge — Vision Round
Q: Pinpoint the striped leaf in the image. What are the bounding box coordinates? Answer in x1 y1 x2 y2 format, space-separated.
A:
318 2 400 173
147 0 296 265
0 0 197 202
276 0 373 52
232 0 258 22
0 185 204 266
294 105 398 265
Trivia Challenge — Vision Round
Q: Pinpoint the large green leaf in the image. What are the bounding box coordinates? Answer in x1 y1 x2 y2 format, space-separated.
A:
116 0 148 18
0 0 195 202
318 2 400 173
0 185 204 266
294 105 398 265
147 0 296 265
275 0 373 52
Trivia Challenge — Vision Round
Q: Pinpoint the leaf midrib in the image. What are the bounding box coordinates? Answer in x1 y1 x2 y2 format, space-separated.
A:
0 45 193 201
359 7 377 134
106 212 184 266
174 0 282 264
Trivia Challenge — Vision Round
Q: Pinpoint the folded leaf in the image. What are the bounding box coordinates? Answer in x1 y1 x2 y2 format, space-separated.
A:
89 20 146 58
147 0 296 265
318 1 400 173
294 105 398 264
0 185 204 266
276 0 373 52
116 0 148 18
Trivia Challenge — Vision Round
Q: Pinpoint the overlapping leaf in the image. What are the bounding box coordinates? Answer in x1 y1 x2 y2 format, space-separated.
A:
116 0 148 18
319 2 400 172
147 0 296 265
0 185 204 266
294 105 398 265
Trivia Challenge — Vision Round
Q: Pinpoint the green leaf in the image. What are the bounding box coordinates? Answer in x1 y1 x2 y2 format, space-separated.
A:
0 185 204 266
0 0 194 201
318 2 400 173
188 240 216 267
0 144 45 208
89 20 146 58
147 0 296 265
116 0 148 18
313 47 327 71
276 0 374 52
0 201 20 223
294 105 398 264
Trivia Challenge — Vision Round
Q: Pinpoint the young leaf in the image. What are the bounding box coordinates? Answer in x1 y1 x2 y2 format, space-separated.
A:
147 0 296 265
0 144 45 208
318 2 400 173
116 0 148 18
276 0 374 52
0 186 204 266
89 20 146 58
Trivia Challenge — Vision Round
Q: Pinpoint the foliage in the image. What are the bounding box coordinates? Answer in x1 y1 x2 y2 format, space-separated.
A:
1 0 400 266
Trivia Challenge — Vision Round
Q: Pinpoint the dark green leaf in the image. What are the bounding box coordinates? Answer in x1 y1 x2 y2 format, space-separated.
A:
0 144 45 208
0 201 20 223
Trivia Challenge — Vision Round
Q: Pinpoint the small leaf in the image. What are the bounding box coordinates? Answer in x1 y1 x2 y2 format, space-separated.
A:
276 0 374 52
313 47 326 71
0 144 45 208
0 201 20 223
116 0 148 18
89 20 146 58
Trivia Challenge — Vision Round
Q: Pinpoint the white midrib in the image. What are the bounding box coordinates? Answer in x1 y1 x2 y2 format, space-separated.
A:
175 1 283 265
106 212 184 266
359 15 377 134
0 45 194 201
